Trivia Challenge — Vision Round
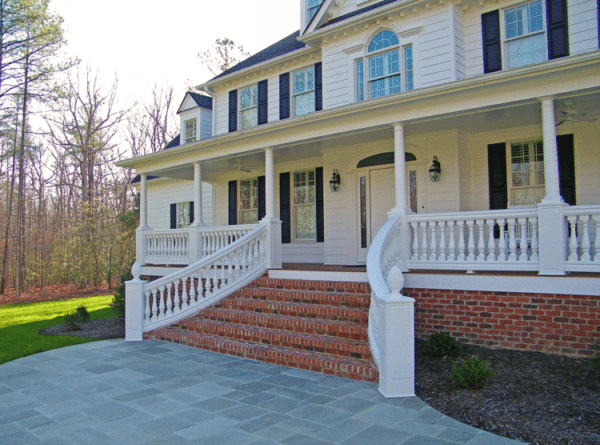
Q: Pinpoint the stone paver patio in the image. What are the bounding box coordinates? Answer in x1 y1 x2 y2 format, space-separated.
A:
0 340 525 444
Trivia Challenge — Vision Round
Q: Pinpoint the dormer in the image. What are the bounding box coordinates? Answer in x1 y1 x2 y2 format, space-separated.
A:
301 0 325 33
177 92 213 144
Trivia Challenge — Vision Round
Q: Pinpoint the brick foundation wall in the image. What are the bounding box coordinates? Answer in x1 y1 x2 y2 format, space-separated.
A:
404 288 600 358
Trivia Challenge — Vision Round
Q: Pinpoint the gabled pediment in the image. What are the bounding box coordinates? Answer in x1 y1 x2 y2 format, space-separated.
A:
177 92 213 114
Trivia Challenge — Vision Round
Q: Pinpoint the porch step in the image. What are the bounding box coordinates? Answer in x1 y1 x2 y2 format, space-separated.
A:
146 276 378 382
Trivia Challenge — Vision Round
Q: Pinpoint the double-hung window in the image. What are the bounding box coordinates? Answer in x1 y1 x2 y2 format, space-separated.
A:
293 67 315 117
356 31 414 102
504 0 546 69
293 170 316 241
308 0 323 21
240 84 258 130
184 118 196 144
510 140 545 206
239 179 258 224
176 202 191 228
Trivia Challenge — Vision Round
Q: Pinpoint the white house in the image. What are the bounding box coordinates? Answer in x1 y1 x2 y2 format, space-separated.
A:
119 0 600 397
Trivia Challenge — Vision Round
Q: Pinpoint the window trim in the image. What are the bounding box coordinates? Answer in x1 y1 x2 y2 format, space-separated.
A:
239 84 258 130
501 0 548 70
355 30 414 102
292 66 316 117
184 118 197 144
238 178 259 224
507 139 545 207
291 169 317 243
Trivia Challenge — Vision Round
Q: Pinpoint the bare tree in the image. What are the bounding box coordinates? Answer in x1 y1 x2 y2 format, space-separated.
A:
197 38 249 76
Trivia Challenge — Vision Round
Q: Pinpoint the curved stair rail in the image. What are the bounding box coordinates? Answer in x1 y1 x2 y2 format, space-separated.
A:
366 212 415 398
126 223 269 338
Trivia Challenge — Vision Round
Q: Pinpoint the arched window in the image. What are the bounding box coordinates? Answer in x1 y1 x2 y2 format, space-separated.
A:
356 31 413 101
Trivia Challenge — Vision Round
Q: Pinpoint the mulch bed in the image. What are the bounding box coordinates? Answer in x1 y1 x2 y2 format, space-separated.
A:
415 338 600 445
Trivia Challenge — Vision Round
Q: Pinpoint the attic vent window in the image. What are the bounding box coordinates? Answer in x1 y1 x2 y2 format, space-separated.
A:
185 119 196 144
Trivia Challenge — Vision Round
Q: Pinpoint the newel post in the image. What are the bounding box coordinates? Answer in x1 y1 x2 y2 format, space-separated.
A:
378 266 415 398
125 262 147 342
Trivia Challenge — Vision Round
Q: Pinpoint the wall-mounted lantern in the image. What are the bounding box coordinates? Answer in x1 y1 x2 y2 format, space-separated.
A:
429 156 441 182
329 169 341 192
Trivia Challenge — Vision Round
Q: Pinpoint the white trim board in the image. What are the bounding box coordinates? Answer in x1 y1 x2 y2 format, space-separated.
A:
268 269 369 283
404 273 600 297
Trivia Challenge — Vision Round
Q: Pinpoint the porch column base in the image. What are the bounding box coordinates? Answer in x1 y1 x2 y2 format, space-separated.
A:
377 293 415 398
125 276 147 342
263 217 282 269
537 202 567 276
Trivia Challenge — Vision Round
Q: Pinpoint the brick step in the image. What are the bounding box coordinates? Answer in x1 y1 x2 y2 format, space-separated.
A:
147 327 378 382
231 287 371 309
214 298 368 323
193 308 368 341
176 318 371 359
248 277 371 296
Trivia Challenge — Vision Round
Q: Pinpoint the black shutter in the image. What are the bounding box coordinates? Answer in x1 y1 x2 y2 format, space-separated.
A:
315 167 324 243
258 80 268 125
228 180 237 225
280 172 291 243
598 0 600 48
258 176 266 221
189 201 195 225
547 0 569 60
279 72 290 120
557 134 576 205
482 10 502 73
170 203 177 229
228 90 237 133
488 143 508 210
315 62 323 111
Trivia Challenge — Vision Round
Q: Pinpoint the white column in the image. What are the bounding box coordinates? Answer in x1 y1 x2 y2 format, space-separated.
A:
538 97 566 276
191 162 204 226
392 122 409 213
264 148 275 219
540 97 563 205
139 174 148 229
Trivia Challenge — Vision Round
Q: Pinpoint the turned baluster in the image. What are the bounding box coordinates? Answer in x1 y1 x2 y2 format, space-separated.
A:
144 291 151 322
530 218 539 263
518 218 529 262
158 286 166 319
151 289 159 321
180 277 187 311
476 219 486 262
465 220 476 262
418 222 428 261
457 220 466 261
486 219 497 262
168 283 176 315
447 220 456 261
438 221 447 262
411 222 420 261
429 221 438 261
497 218 507 261
580 215 592 262
507 218 517 262
592 215 600 263
567 215 579 262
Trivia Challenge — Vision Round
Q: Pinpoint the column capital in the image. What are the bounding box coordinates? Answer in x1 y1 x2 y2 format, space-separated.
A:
392 122 404 130
538 96 554 103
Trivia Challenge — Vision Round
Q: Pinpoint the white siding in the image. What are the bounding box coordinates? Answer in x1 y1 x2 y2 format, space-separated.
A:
452 5 467 80
214 89 229 136
200 108 212 140
146 179 213 230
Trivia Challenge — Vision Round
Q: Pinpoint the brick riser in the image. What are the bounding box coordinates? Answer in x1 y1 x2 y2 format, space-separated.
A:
147 276 378 382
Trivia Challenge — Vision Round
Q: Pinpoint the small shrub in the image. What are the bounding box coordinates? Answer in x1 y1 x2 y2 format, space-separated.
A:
111 268 132 317
451 355 494 389
64 313 82 331
426 332 460 358
76 306 90 321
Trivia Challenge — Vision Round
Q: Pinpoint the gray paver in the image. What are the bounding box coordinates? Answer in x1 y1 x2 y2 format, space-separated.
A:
0 339 525 445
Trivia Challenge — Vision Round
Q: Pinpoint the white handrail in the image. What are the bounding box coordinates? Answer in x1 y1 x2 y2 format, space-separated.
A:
141 223 268 332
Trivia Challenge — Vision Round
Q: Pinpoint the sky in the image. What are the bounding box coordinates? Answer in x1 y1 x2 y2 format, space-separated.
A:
50 0 301 106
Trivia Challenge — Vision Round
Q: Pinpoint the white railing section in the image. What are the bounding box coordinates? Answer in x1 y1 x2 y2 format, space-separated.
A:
146 229 190 264
200 224 257 257
564 206 600 271
406 209 539 271
140 223 268 332
366 213 415 398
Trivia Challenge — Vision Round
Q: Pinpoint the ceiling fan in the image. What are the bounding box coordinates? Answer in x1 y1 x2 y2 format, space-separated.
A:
556 102 598 126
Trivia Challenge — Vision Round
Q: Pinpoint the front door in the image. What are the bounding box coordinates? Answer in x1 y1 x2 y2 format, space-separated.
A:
357 166 423 262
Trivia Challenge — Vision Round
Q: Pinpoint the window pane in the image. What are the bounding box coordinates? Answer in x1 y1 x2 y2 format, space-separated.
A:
293 68 314 94
294 92 315 116
185 119 196 143
356 59 364 102
241 108 257 129
177 203 190 228
294 205 316 240
368 31 399 52
506 33 546 69
404 45 413 91
240 85 258 109
360 176 367 248
369 74 401 99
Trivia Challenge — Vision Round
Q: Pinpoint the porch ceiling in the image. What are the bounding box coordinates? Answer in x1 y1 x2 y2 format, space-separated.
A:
142 88 599 183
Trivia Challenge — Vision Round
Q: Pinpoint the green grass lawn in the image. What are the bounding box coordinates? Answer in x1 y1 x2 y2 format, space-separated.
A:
0 295 114 365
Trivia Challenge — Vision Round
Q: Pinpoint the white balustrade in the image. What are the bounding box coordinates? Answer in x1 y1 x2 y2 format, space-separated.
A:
200 224 258 257
137 224 268 333
564 206 600 271
406 209 539 271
